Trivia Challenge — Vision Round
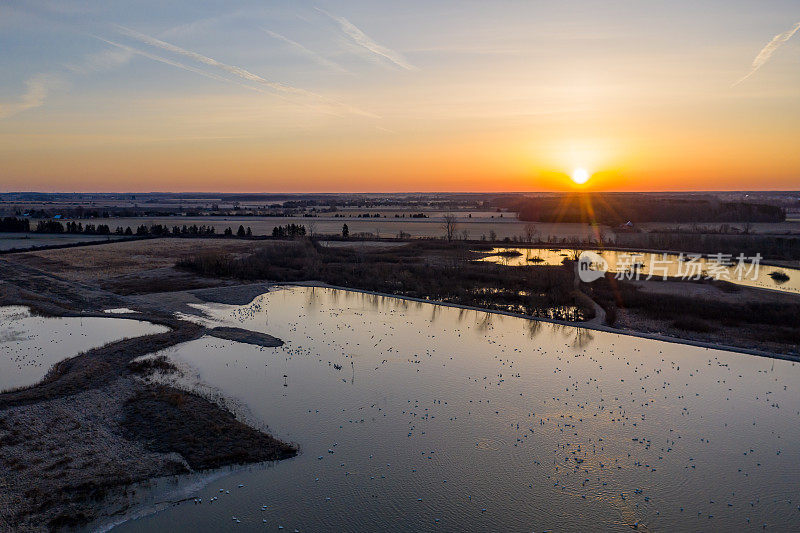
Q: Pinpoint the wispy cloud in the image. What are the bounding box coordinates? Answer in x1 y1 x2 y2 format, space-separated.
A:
263 29 347 72
160 9 253 39
105 28 377 117
116 25 318 97
65 47 134 74
734 22 800 86
94 37 259 90
316 8 417 71
0 74 57 119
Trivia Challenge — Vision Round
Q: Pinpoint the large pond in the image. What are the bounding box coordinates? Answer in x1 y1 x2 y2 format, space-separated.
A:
477 247 800 294
109 286 800 532
0 306 168 391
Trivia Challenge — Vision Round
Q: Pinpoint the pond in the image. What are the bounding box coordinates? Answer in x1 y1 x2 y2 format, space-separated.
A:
476 247 800 294
107 286 800 532
0 306 169 392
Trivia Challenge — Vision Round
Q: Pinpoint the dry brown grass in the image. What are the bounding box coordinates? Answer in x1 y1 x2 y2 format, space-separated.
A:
13 238 264 282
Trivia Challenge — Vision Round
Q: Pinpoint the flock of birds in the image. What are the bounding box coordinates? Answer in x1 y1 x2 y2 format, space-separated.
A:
4 288 799 531
0 310 52 386
0 307 163 392
116 286 800 532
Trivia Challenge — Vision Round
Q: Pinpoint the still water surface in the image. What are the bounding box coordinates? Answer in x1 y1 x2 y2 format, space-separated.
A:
110 287 799 532
0 306 168 391
477 247 800 294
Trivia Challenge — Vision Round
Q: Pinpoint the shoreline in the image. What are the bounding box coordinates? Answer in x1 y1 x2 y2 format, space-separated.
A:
274 281 800 363
92 280 800 530
0 278 298 531
1 265 797 530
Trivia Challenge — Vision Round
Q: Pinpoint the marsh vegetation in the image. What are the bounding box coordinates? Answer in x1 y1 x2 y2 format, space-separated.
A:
177 240 593 321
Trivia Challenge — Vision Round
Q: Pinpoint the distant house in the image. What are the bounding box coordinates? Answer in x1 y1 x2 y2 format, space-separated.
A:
617 220 634 231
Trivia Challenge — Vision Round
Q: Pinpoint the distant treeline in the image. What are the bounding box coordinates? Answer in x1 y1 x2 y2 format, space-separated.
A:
129 224 223 236
272 224 306 238
119 223 254 237
0 217 30 232
615 232 800 260
16 208 113 219
500 195 786 224
0 217 257 238
36 220 112 234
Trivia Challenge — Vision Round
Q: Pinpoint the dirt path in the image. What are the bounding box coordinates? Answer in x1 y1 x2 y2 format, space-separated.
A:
583 297 607 326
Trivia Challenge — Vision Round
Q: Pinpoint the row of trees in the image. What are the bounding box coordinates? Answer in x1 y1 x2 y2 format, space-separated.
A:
505 195 786 224
0 218 256 238
142 224 216 236
62 221 112 234
128 224 253 237
0 217 31 232
272 224 307 238
226 225 253 237
15 208 112 219
6 216 606 247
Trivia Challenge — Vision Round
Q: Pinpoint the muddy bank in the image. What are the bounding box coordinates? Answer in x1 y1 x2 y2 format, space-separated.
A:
0 327 296 531
0 318 202 408
0 379 188 531
0 263 296 532
124 385 295 470
207 326 284 347
123 282 274 318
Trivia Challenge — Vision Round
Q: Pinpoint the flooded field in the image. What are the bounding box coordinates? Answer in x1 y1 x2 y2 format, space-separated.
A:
0 306 168 391
107 286 800 532
477 247 800 294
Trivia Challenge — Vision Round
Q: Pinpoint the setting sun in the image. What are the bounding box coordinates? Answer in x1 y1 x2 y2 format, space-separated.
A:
571 168 590 185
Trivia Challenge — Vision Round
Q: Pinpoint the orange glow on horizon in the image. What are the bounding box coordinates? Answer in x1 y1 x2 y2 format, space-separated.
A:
2 107 799 193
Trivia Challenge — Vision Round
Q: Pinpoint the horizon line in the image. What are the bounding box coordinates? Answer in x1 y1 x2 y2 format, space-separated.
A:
1 189 799 196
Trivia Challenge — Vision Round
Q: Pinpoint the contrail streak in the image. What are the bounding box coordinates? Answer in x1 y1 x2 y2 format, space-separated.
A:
95 38 263 91
113 26 377 116
316 8 417 70
96 38 355 117
263 29 346 72
116 25 319 97
734 22 800 86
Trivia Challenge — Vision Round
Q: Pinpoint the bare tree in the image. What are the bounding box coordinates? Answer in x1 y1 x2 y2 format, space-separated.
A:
524 223 538 244
488 229 497 242
460 229 470 241
306 219 317 238
443 212 458 242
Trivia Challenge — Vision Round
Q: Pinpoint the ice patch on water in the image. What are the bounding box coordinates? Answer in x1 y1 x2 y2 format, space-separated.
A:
103 307 139 314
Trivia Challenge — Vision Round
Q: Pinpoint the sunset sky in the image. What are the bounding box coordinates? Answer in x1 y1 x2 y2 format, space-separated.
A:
1 1 799 192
